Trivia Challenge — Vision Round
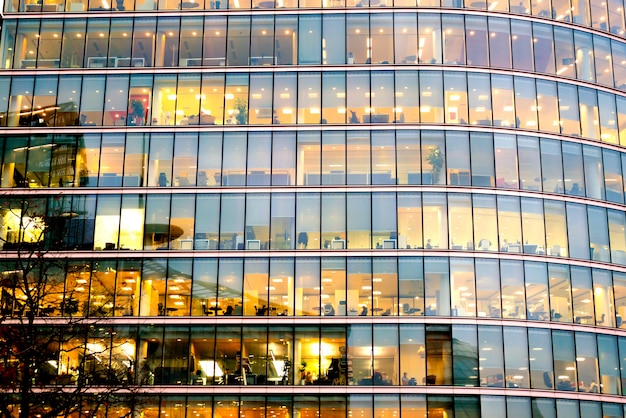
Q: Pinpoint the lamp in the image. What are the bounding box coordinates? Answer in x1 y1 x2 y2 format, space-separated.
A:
417 345 425 358
198 360 223 377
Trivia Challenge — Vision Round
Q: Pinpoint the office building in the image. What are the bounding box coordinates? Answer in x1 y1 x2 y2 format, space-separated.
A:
1 0 626 415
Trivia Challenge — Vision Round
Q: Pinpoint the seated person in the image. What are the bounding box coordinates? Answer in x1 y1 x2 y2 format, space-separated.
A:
200 112 216 125
240 357 251 373
323 304 335 316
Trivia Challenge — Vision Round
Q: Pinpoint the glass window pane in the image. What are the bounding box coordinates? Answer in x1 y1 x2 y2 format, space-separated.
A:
536 80 560 133
478 326 504 387
588 206 610 262
610 209 626 266
476 259 501 319
395 72 419 123
219 194 245 249
449 194 473 251
470 132 495 187
544 200 568 257
553 330 576 390
494 134 518 188
503 327 529 388
576 332 600 392
593 269 615 327
420 72 444 124
297 73 321 125
423 193 447 249
511 20 533 71
540 138 564 193
521 198 546 255
572 266 594 325
450 258 475 317
446 132 470 185
452 324 478 386
400 325 425 386
425 258 450 316
598 334 620 394
525 262 549 321
347 193 370 249
528 328 554 389
245 194 270 249
603 149 623 203
372 193 396 248
488 17 511 68
444 72 468 124
548 264 572 322
518 137 541 190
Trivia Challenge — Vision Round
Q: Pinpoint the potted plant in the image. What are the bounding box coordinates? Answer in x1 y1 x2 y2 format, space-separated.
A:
299 361 307 384
127 99 145 126
234 97 248 125
426 146 444 184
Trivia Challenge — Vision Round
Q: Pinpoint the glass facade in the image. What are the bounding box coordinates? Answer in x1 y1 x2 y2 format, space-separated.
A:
2 0 626 413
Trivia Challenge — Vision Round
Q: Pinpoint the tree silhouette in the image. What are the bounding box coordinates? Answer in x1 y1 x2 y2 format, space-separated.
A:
0 194 138 418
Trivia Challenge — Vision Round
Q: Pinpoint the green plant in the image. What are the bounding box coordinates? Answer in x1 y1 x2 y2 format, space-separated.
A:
426 146 444 183
128 99 145 125
234 97 248 125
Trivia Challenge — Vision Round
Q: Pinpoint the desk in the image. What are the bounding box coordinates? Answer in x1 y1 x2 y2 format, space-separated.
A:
331 239 346 249
383 239 396 249
165 307 178 315
87 57 117 68
21 58 60 68
179 239 193 250
39 307 55 316
523 244 537 254
180 1 199 7
232 373 256 385
194 239 211 249
68 1 85 10
371 308 384 314
26 3 58 10
100 174 122 187
372 172 393 184
272 173 291 185
246 240 261 250
116 57 145 67
248 172 271 186
250 56 276 65
208 307 223 315
363 114 390 123
529 311 547 320
508 243 521 253
183 57 226 66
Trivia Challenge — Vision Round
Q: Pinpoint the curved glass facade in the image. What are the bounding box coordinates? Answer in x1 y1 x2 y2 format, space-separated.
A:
6 191 626 265
2 0 626 412
6 320 626 389
1 71 626 139
4 256 626 327
1 13 626 90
